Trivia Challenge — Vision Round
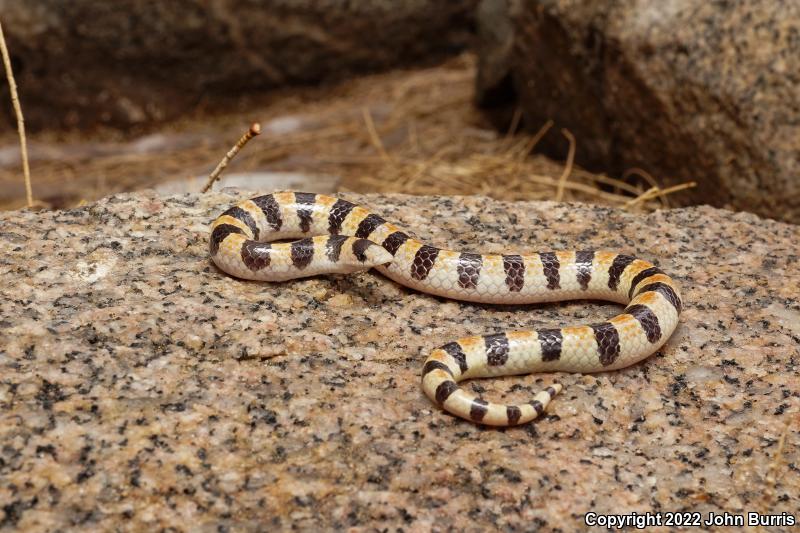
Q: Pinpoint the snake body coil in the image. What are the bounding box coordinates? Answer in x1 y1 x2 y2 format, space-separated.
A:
210 192 682 426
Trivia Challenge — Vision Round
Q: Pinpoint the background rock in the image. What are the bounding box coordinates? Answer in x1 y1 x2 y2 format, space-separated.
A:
476 0 800 222
1 191 797 529
0 0 477 131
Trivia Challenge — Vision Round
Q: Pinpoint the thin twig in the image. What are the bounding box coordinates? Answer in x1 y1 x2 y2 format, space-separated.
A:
505 107 523 141
201 123 261 193
624 181 697 209
555 128 576 202
624 166 660 190
362 107 390 162
0 18 32 207
587 172 644 196
624 167 666 207
521 173 633 203
516 119 554 161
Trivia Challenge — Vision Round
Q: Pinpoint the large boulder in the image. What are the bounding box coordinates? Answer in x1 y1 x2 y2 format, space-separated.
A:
476 0 800 222
1 190 797 529
0 0 477 130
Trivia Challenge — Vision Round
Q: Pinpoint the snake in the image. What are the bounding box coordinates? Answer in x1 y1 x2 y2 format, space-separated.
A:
210 191 682 426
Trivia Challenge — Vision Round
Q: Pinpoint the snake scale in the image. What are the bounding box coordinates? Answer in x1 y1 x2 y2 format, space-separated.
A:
210 191 682 426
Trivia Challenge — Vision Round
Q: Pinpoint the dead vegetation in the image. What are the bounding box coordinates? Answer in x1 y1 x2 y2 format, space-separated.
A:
0 18 32 207
0 54 693 210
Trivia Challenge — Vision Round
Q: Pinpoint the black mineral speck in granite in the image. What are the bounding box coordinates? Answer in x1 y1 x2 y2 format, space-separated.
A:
0 190 798 530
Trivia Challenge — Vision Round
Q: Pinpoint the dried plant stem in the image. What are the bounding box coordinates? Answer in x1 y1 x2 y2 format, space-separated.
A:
362 107 390 162
624 166 660 191
555 128 576 202
624 181 697 209
586 173 643 196
521 173 631 203
0 53 694 213
505 108 523 140
0 18 32 207
624 167 666 207
516 119 554 161
202 123 261 193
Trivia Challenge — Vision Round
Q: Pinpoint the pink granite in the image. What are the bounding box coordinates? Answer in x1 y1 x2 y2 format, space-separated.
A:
0 191 797 530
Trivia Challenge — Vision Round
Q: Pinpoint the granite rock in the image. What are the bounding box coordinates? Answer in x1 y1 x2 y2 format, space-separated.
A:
476 0 800 223
0 0 477 131
0 191 798 530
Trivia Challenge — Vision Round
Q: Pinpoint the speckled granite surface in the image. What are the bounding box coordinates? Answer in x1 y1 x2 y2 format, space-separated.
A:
1 191 798 531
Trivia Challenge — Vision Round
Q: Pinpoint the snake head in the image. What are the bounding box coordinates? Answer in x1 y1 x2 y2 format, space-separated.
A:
351 238 394 269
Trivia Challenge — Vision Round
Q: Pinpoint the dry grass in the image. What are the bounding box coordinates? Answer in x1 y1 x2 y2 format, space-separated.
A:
0 54 693 210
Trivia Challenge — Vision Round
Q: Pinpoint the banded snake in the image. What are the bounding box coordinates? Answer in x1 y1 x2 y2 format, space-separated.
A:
210 192 682 426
